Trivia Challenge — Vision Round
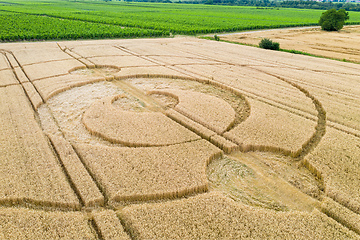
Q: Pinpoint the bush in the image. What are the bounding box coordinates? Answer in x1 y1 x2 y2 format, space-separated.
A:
319 9 349 31
214 34 220 41
259 38 280 50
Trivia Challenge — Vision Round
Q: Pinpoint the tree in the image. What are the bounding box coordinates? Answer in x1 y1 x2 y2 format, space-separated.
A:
319 9 349 31
259 38 280 50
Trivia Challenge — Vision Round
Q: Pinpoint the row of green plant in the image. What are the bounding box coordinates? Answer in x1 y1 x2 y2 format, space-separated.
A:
0 11 168 41
0 1 328 35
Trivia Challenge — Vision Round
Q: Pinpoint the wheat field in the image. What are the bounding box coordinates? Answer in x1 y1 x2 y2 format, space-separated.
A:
0 35 360 239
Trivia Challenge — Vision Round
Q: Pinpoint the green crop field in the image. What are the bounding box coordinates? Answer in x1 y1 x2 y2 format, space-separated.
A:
1 0 360 41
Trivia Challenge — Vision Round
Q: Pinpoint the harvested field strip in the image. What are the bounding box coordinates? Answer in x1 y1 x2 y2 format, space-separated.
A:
92 209 131 240
219 26 360 64
0 85 79 210
74 140 222 203
171 38 360 74
120 192 359 240
0 208 97 240
169 40 357 95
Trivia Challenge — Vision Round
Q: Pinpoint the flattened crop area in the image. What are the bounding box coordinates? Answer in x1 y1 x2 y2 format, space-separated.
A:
0 37 360 239
221 25 360 63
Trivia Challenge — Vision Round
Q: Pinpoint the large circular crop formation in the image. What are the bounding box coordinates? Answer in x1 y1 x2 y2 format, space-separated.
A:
0 38 360 239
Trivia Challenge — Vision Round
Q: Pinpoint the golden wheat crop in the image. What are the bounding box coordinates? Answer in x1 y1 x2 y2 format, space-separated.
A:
321 197 360 235
116 66 190 80
1 35 360 239
150 55 220 65
0 53 10 70
70 45 132 58
22 82 44 109
13 67 29 83
0 69 18 87
0 85 79 209
120 192 359 240
209 135 239 154
152 89 236 134
48 134 104 207
12 46 72 66
165 109 217 140
224 98 317 157
74 140 222 203
33 74 105 101
305 128 360 214
0 208 96 240
22 59 85 81
177 64 318 119
87 56 157 69
92 209 131 240
249 65 360 134
82 95 200 147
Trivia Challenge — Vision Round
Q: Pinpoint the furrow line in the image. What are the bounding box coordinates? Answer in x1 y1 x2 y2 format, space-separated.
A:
57 43 96 68
47 137 85 208
249 67 327 159
1 51 43 110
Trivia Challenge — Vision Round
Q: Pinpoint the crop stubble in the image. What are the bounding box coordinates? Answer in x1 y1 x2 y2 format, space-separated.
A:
0 36 360 238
